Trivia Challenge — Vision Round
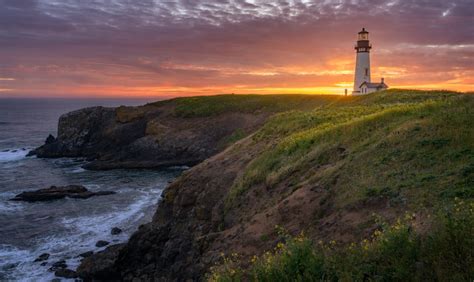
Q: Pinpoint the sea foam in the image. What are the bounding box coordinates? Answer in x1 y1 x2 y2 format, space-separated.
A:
0 149 29 163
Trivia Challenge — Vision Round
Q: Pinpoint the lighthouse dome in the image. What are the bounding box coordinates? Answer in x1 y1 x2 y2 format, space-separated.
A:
358 28 369 41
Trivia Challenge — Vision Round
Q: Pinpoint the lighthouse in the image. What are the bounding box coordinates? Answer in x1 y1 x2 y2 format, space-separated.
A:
353 28 388 95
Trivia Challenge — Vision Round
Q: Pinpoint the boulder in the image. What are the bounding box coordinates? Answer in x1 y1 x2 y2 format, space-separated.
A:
55 268 78 279
96 240 110 248
34 253 50 262
10 185 116 202
49 260 67 272
77 244 124 281
79 251 94 258
111 227 122 235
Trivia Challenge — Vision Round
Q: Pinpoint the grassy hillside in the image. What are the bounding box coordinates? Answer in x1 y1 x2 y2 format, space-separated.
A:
227 89 471 210
148 94 341 118
207 90 473 281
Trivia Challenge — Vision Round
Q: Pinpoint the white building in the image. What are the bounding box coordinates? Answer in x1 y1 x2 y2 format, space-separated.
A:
353 28 388 95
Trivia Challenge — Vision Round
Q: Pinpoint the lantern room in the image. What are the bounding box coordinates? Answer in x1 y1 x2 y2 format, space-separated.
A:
358 28 369 41
355 28 371 53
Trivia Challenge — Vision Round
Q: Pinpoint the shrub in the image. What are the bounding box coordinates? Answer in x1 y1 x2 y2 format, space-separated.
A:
209 201 474 281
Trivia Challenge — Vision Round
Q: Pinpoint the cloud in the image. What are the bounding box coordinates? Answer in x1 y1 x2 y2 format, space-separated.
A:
0 0 472 96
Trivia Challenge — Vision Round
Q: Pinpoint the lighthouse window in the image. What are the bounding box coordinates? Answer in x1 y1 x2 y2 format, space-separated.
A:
365 68 369 76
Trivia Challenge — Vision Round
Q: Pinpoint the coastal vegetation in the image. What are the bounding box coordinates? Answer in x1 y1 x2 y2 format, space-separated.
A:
205 89 473 281
210 199 474 281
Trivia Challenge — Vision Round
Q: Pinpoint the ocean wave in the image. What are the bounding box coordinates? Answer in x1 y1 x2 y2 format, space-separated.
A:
0 192 162 281
0 244 55 281
0 193 23 213
70 167 86 174
61 191 159 242
0 149 30 163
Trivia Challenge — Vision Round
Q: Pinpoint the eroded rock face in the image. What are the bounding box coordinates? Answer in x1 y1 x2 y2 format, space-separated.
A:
78 131 398 281
30 103 268 170
10 185 116 202
77 244 125 281
55 269 78 279
30 107 124 158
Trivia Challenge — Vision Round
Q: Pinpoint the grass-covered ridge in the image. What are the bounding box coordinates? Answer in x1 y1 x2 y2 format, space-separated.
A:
158 94 341 118
209 89 473 280
225 90 472 211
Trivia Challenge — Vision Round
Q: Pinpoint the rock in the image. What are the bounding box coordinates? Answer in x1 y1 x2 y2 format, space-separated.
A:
79 251 94 258
10 185 116 202
34 253 50 262
31 102 269 170
11 185 86 202
55 268 78 279
111 227 122 235
68 191 116 199
77 244 124 281
45 134 56 144
96 240 109 248
49 260 67 272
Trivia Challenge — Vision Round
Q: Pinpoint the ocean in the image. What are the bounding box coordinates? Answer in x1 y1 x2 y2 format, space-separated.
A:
0 98 184 281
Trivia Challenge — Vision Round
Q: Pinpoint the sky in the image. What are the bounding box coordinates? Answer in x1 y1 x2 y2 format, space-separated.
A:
0 0 473 98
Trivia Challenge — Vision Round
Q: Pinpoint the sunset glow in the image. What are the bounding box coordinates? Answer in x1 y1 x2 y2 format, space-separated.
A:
0 0 473 97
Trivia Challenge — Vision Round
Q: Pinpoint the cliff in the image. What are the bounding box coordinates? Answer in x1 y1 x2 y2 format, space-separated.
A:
31 95 333 170
36 91 474 280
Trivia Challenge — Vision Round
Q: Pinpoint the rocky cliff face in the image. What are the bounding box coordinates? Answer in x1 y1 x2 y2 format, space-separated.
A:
81 136 389 281
30 101 268 170
75 91 474 281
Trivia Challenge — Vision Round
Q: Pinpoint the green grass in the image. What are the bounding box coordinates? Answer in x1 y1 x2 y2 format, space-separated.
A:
225 90 473 211
169 94 342 118
210 200 474 281
219 129 248 148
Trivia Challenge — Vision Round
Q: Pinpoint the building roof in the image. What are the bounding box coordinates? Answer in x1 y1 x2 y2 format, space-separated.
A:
360 81 389 89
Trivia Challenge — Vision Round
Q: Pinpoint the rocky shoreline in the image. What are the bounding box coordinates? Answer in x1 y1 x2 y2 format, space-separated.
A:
28 102 269 170
28 98 275 280
31 227 125 280
23 92 474 281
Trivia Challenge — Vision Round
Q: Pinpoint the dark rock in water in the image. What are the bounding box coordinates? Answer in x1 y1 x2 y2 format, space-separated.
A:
40 262 48 266
77 244 124 281
51 279 61 282
34 253 50 262
45 134 56 144
49 260 67 272
96 240 110 247
11 185 86 202
55 268 78 279
111 227 122 235
10 185 116 202
79 251 94 258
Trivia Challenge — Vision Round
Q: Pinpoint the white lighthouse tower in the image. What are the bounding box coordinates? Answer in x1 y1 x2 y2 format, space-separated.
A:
353 28 388 95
